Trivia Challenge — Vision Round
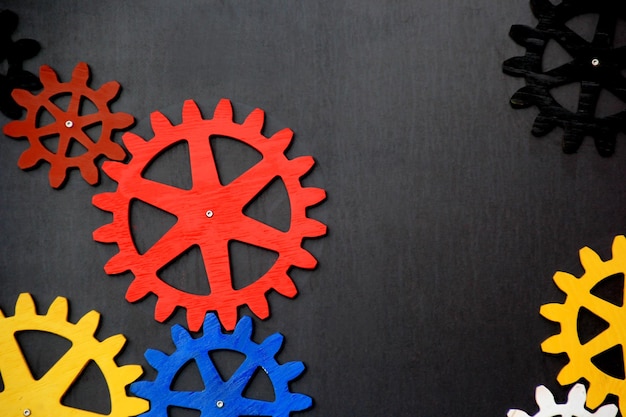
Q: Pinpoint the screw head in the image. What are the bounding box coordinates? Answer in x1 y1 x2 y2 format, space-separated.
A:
205 210 214 218
216 400 224 408
23 410 31 417
65 120 74 128
591 58 600 67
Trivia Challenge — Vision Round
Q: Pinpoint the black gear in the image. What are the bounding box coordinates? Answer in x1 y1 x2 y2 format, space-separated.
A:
0 10 41 120
503 0 626 156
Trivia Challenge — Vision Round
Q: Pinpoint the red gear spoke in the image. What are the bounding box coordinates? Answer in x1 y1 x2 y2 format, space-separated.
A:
187 133 222 190
142 221 190 270
226 160 279 207
231 215 287 253
126 177 189 216
93 99 327 331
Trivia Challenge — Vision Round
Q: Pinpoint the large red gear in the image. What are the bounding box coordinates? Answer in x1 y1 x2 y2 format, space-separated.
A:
93 99 326 331
3 62 133 188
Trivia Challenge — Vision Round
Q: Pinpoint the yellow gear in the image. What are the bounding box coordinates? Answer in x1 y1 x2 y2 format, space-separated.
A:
541 235 626 414
0 293 149 417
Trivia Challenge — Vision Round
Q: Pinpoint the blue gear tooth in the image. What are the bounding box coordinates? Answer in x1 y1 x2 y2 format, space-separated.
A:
232 315 254 340
201 312 222 335
260 333 285 357
280 361 306 380
129 380 152 397
289 393 313 411
144 348 169 369
171 324 193 347
135 314 313 416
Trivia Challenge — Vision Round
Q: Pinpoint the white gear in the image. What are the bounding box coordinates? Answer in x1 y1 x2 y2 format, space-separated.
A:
507 384 617 417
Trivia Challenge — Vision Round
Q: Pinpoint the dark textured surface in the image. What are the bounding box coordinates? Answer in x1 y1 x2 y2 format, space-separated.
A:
1 1 626 416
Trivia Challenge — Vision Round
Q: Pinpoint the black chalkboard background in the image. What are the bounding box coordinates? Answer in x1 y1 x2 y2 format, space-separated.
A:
2 1 626 416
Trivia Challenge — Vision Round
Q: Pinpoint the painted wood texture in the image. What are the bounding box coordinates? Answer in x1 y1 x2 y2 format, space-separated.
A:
93 99 327 331
3 62 133 188
0 293 148 417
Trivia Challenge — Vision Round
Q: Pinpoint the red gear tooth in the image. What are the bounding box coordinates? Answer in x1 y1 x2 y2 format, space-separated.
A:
270 128 293 152
301 219 327 238
102 141 126 161
126 279 150 302
101 161 127 181
154 299 177 322
247 297 270 320
92 192 116 211
271 276 297 298
71 62 90 84
2 63 134 188
182 99 203 122
39 64 59 85
3 120 26 137
213 99 234 121
186 308 208 332
98 81 122 101
48 164 68 189
105 252 132 274
301 187 326 207
9 89 34 107
122 132 146 156
93 99 326 330
293 248 318 269
243 108 265 132
149 111 172 133
292 156 316 177
17 148 41 169
93 223 117 243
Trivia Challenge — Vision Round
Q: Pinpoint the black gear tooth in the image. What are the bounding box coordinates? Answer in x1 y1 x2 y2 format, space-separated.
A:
532 113 558 136
562 128 584 154
593 134 617 157
503 56 530 77
509 24 546 47
510 86 539 108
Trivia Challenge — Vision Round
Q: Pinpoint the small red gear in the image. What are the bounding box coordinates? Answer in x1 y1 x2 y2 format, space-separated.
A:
93 99 326 331
3 62 134 188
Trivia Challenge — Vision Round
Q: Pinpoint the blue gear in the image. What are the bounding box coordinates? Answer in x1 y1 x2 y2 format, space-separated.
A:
130 314 312 417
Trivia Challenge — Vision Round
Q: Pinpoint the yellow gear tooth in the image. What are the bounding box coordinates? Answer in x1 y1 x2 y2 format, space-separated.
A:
612 235 626 255
15 293 37 316
553 271 579 293
579 246 604 272
556 363 580 386
101 334 127 356
540 302 565 322
586 382 607 409
119 364 144 382
541 334 565 354
75 310 101 335
46 296 69 320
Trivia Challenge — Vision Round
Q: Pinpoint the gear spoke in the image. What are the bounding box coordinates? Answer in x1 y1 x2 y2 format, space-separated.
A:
226 160 277 206
580 325 620 358
38 346 89 395
233 215 286 253
128 177 188 216
188 135 222 190
144 221 191 268
592 14 617 47
0 335 35 387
